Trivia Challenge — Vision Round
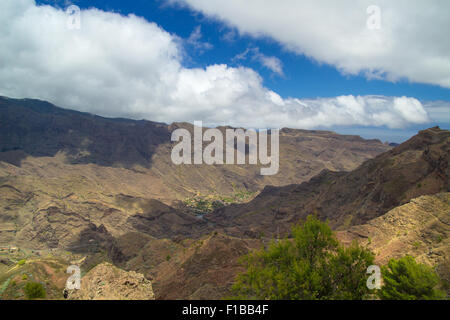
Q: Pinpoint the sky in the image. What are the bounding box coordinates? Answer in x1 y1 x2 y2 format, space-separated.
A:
0 0 449 142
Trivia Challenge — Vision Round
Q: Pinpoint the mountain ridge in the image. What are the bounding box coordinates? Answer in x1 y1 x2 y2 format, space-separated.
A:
1 96 448 299
206 126 450 237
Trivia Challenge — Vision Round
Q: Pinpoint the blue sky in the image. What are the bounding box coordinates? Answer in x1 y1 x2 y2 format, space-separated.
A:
3 0 449 142
40 0 450 101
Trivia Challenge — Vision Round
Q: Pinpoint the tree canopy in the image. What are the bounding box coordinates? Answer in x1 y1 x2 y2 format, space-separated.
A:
231 215 375 300
379 255 445 300
24 282 46 300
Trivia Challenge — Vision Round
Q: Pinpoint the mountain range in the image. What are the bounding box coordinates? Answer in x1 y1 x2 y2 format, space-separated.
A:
0 96 448 299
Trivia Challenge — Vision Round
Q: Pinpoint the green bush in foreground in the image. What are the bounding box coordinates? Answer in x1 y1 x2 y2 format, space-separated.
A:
379 255 445 300
231 215 375 300
24 282 46 300
17 259 26 266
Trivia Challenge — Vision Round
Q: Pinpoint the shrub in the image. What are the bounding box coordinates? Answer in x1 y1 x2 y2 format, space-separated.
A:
24 282 46 300
379 256 445 300
17 259 26 266
231 215 375 300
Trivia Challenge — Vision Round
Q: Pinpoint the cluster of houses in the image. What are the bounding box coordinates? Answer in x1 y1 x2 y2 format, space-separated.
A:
0 245 18 253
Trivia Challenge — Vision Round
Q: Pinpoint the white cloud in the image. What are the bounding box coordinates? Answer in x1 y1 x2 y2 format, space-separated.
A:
423 101 450 123
173 0 450 89
234 47 284 76
256 54 283 76
0 0 431 130
221 29 237 42
186 25 213 53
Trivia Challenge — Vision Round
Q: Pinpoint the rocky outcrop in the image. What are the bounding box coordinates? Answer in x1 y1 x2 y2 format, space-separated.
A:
113 232 261 300
68 262 155 300
337 193 449 288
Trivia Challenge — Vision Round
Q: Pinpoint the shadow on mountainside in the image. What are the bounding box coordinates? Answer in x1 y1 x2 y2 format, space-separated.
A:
0 96 169 168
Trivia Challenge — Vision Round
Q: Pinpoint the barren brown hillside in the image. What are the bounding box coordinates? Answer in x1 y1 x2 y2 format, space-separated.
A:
208 127 449 238
0 96 390 249
1 97 448 300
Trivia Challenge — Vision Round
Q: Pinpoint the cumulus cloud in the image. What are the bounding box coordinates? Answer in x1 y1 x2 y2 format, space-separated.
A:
173 0 450 89
0 0 430 130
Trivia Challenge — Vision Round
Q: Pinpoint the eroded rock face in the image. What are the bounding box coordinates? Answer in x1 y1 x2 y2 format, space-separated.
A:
149 233 260 300
338 192 449 262
68 262 155 300
337 193 450 291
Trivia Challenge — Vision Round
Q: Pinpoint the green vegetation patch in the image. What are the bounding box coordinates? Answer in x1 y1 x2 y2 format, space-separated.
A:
24 282 46 300
17 259 26 266
230 215 375 300
183 189 256 215
0 277 12 296
379 256 445 300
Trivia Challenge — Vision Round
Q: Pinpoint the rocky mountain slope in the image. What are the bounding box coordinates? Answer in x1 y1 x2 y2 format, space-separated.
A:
118 232 261 300
208 127 449 238
0 97 390 199
68 262 155 300
338 193 449 265
0 96 390 250
113 195 450 299
1 96 448 300
338 192 449 292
